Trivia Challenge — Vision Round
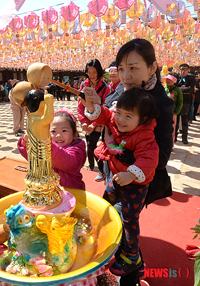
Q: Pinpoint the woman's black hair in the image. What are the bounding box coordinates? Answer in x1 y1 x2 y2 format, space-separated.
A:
109 61 117 68
85 59 104 80
54 112 77 135
116 87 160 125
26 90 44 113
116 38 160 82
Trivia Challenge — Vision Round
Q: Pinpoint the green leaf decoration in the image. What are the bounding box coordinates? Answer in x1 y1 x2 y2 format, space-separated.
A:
194 259 200 286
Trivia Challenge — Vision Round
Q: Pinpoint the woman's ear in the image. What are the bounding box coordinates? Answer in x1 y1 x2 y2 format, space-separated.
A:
150 61 158 76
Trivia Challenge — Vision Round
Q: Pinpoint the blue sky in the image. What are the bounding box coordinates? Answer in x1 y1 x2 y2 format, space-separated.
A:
17 0 196 17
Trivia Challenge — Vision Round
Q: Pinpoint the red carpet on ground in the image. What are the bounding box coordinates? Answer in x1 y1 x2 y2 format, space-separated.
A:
82 169 197 286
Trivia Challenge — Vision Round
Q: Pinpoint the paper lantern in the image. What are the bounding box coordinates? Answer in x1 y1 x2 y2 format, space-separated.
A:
60 17 75 31
126 19 141 33
80 11 96 27
24 12 39 29
9 16 23 31
149 14 162 29
60 2 79 22
166 1 185 19
18 27 26 37
43 23 57 33
4 27 13 39
87 0 108 17
114 0 134 11
42 7 58 26
102 4 119 24
127 0 144 19
0 27 7 34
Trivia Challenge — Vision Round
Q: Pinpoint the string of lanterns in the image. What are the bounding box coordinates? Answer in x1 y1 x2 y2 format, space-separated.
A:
0 0 199 72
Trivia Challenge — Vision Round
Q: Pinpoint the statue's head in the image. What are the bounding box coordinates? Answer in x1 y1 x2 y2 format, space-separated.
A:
27 63 52 89
26 89 45 113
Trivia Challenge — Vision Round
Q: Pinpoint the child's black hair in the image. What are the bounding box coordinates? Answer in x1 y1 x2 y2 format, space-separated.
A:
54 112 77 135
116 88 160 125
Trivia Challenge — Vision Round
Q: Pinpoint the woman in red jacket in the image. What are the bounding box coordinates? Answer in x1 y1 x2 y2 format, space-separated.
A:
77 59 111 182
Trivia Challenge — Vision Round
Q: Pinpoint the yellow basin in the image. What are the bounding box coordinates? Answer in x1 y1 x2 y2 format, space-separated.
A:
0 188 122 286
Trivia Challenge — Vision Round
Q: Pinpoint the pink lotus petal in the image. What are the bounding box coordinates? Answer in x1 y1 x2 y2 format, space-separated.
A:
38 264 52 274
40 270 54 277
35 257 46 265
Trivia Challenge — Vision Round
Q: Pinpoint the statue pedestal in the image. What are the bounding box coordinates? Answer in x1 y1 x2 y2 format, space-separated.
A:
0 189 122 286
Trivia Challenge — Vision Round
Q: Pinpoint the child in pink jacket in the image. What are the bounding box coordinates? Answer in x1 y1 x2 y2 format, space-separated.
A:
18 109 86 190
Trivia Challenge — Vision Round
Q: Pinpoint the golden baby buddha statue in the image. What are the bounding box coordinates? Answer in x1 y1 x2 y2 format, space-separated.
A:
13 63 63 211
3 63 79 274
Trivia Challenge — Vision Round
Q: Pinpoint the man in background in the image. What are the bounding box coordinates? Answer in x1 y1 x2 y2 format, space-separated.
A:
176 64 195 144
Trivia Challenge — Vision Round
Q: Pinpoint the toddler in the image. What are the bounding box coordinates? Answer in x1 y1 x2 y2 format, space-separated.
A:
81 87 159 276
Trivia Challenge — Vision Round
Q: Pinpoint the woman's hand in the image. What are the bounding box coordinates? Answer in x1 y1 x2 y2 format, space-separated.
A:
82 87 101 104
79 94 95 113
112 171 137 186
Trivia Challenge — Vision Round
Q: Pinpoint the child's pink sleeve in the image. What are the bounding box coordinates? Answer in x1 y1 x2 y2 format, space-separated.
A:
51 141 86 172
17 137 28 160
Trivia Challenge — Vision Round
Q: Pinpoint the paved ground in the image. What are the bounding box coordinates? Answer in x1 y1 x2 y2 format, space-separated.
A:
0 98 199 197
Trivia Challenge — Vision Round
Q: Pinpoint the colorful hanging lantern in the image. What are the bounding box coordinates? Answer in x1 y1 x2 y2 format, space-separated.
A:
102 4 119 24
126 19 141 33
42 7 58 26
166 1 185 19
0 27 7 34
114 0 134 11
60 2 79 22
4 27 13 39
60 17 75 31
18 27 26 37
127 0 144 19
24 12 39 29
148 14 162 29
80 11 96 28
87 0 108 17
9 16 23 32
43 23 57 33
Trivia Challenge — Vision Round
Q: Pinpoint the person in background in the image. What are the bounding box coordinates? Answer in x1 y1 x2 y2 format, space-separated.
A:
7 79 12 92
65 81 71 101
56 79 62 101
77 59 111 182
0 82 5 102
163 72 183 145
61 79 66 101
82 38 174 286
176 64 196 144
73 80 78 90
9 79 25 136
4 81 9 102
107 61 121 92
193 72 200 121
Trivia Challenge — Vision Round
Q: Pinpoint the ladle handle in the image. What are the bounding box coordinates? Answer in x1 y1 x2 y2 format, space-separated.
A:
51 79 85 100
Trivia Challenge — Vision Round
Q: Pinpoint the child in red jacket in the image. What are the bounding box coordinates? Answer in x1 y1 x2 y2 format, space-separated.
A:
81 87 159 276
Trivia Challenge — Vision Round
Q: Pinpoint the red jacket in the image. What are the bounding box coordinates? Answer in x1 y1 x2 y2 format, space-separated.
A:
77 78 111 127
94 106 159 185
